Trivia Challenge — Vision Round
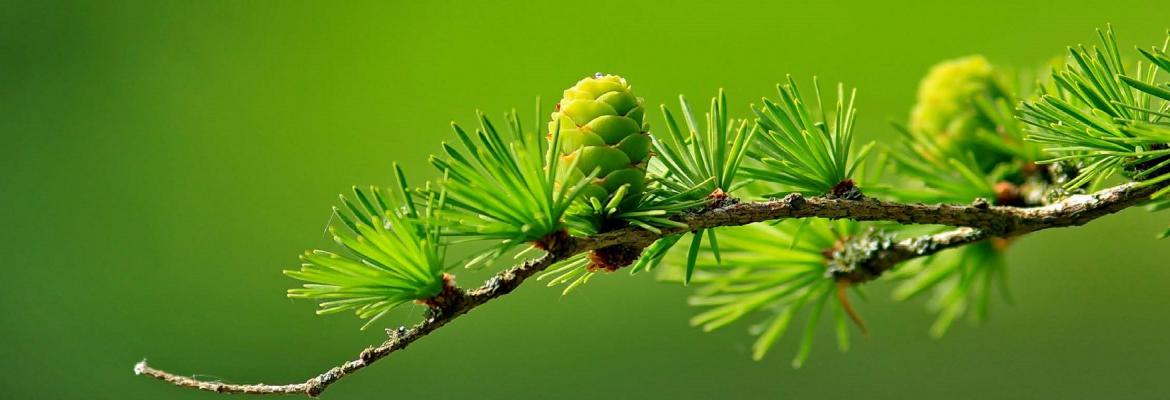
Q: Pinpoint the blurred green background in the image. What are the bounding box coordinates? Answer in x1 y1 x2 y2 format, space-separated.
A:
3 1 1169 398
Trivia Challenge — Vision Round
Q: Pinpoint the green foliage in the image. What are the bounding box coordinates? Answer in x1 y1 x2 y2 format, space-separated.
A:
644 90 757 283
535 253 595 295
627 234 683 274
744 76 875 196
883 55 1040 335
887 124 999 203
1020 26 1170 196
563 172 704 237
655 90 756 196
1149 198 1170 239
661 219 867 366
539 183 706 293
429 109 595 267
889 241 1010 337
889 55 1048 204
542 90 754 291
284 165 447 329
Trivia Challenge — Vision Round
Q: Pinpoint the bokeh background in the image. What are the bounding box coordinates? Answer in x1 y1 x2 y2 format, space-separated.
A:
3 1 1169 398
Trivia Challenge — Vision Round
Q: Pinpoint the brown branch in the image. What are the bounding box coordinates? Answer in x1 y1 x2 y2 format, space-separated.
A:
137 253 563 396
135 182 1160 396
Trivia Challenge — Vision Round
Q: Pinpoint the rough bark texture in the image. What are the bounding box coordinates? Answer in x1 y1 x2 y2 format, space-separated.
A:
135 182 1160 396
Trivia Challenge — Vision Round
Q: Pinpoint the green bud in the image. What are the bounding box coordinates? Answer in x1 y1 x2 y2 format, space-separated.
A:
550 74 649 210
909 55 1008 157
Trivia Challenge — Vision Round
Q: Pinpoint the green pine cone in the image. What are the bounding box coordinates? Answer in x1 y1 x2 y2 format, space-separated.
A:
910 55 1008 159
549 73 650 210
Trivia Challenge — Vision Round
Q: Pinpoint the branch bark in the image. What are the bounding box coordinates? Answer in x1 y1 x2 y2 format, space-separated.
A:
135 182 1160 396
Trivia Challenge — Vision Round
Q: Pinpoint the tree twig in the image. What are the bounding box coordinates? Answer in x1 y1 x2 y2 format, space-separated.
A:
135 182 1159 396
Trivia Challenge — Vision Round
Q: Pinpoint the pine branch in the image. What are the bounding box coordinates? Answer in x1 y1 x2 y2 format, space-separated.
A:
134 181 1159 396
138 251 561 396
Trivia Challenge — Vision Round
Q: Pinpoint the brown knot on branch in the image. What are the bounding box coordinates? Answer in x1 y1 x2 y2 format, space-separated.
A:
828 179 864 200
417 273 464 312
587 243 646 272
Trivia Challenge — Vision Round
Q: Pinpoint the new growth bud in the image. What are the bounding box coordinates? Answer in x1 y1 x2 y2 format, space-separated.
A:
910 55 1009 164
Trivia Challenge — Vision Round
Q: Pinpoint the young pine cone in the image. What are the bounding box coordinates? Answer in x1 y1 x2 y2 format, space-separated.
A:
549 73 650 211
